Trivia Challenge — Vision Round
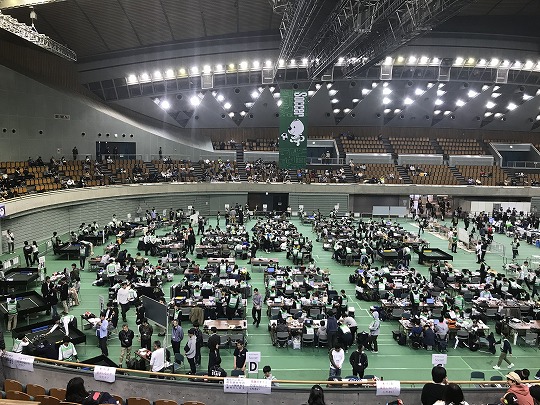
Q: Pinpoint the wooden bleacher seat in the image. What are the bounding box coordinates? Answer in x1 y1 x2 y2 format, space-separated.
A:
6 391 33 401
26 384 46 397
112 394 124 405
127 398 152 405
34 395 61 405
182 402 205 405
154 400 178 405
48 388 67 401
4 380 24 393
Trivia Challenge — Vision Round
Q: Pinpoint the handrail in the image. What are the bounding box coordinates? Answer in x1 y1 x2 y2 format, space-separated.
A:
17 355 536 387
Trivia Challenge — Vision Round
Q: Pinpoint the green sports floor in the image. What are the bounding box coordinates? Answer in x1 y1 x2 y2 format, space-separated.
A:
2 216 539 384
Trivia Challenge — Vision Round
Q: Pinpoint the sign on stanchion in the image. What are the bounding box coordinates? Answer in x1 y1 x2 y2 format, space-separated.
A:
223 378 271 395
246 351 261 375
94 365 116 383
432 353 448 366
376 380 400 396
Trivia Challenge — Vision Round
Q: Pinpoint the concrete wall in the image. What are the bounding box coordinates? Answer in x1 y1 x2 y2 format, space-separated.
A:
2 361 511 405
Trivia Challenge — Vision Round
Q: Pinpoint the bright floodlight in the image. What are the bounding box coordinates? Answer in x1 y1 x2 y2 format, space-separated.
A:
383 88 392 95
384 108 391 114
203 65 211 73
290 59 296 65
352 98 360 103
277 99 283 107
420 56 429 64
240 111 246 116
265 60 272 67
523 94 533 101
240 61 248 70
228 112 235 117
154 71 162 80
160 100 170 110
478 59 487 66
408 56 417 64
489 58 499 67
456 99 465 107
494 112 503 118
468 90 479 98
140 72 150 81
191 66 199 74
467 58 475 64
524 60 534 69
454 57 464 65
484 112 492 117
302 58 308 65
404 97 414 105
435 99 443 106
396 56 404 63
179 68 186 75
394 109 401 114
362 89 370 95
251 91 259 99
279 59 285 66
414 88 424 95
486 101 496 109
507 102 517 111
253 61 260 69
330 98 339 104
329 89 338 96
127 74 137 83
190 96 201 106
326 83 333 89
215 64 224 71
344 108 351 113
165 69 175 78
223 102 231 110
228 63 235 70
333 109 340 113
382 97 391 104
437 89 446 96
434 110 441 115
338 57 345 64
384 56 393 65
502 60 510 67
217 94 225 102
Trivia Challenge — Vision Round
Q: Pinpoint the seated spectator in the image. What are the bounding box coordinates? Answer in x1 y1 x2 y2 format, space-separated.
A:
434 383 468 405
421 365 448 405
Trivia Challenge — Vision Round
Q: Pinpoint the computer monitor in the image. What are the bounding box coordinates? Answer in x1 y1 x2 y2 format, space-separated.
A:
266 267 275 274
426 298 435 305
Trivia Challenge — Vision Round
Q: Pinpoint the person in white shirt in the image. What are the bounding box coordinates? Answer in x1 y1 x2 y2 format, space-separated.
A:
117 282 131 322
58 336 78 362
150 340 168 376
13 334 30 353
329 342 345 379
47 314 76 336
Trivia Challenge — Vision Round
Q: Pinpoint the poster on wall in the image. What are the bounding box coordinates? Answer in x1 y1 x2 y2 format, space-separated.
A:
278 89 308 170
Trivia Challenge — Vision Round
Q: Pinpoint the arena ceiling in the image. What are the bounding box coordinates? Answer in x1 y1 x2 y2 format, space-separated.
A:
1 0 540 132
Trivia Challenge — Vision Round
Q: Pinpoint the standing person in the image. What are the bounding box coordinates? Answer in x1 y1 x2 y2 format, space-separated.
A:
79 242 89 269
96 313 109 356
207 326 220 374
451 232 458 253
349 344 369 378
117 282 130 322
6 295 20 331
150 340 167 377
367 309 380 353
59 279 69 314
171 319 184 355
252 288 262 327
7 229 15 254
511 238 520 260
493 335 514 369
106 259 117 286
421 366 448 405
72 146 78 161
192 321 203 366
326 311 338 349
118 324 134 367
31 241 39 265
138 318 153 350
187 229 196 255
185 328 197 374
216 211 221 227
475 241 482 264
233 340 248 374
23 240 33 267
48 285 59 318
158 147 163 160
328 342 344 379
226 289 241 320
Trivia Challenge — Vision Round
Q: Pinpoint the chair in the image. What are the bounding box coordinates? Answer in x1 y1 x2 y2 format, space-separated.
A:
490 375 503 381
26 384 46 397
202 333 209 347
485 308 498 319
112 396 124 405
183 402 205 405
317 334 328 348
34 395 61 405
390 308 404 320
309 308 321 318
49 388 67 401
7 391 33 401
4 379 23 393
228 334 244 349
127 398 152 405
154 401 178 405
302 333 315 350
230 370 244 377
470 371 485 381
275 331 290 349
522 330 538 348
454 330 470 349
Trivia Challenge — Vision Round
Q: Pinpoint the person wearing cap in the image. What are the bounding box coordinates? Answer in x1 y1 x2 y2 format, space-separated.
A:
502 372 534 405
493 335 514 370
207 326 220 375
367 309 380 353
59 336 78 362
185 328 197 374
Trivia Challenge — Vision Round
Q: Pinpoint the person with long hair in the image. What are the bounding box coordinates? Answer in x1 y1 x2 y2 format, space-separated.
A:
308 384 325 405
65 377 89 404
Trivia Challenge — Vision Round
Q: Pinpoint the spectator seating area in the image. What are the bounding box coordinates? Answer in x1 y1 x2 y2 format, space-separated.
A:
246 160 288 182
152 160 197 182
456 165 509 186
1 378 206 405
340 135 386 153
200 159 239 182
437 138 485 155
407 165 459 185
351 163 403 184
389 137 435 154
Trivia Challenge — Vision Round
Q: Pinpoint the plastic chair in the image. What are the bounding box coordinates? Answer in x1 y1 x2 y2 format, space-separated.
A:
26 384 46 397
470 371 485 381
4 379 23 393
49 388 67 401
302 333 315 350
275 331 289 349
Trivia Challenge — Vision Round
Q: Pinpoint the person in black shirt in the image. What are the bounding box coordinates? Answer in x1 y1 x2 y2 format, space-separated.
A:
23 240 33 267
209 358 227 379
233 340 247 373
421 366 448 405
118 324 134 367
207 327 221 374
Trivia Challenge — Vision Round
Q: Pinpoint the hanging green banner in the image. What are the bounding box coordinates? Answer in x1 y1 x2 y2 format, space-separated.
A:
278 89 308 170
